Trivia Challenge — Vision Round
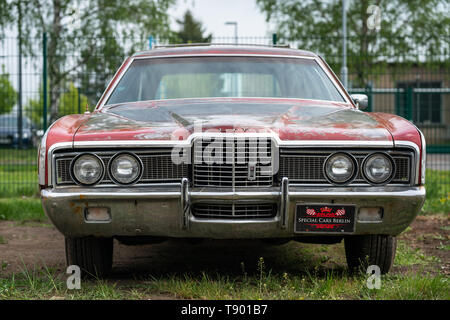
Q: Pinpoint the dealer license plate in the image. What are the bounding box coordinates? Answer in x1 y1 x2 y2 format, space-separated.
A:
295 205 355 233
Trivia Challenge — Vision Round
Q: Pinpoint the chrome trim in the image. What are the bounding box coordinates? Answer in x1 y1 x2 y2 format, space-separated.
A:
279 149 412 186
48 142 73 187
42 186 425 200
192 136 275 188
323 152 358 185
49 138 414 188
278 140 393 147
49 137 397 187
71 133 394 148
361 152 396 186
96 54 352 110
418 130 426 185
39 121 59 185
394 140 420 185
190 200 278 220
53 148 187 187
108 152 144 186
69 153 105 186
42 189 182 200
41 186 425 237
181 178 190 229
280 177 289 229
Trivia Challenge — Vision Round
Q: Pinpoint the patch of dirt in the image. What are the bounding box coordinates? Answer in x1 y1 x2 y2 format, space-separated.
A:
396 214 450 276
0 221 66 275
0 214 448 280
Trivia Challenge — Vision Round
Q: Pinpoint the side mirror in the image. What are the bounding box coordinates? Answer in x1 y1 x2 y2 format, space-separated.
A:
351 94 368 110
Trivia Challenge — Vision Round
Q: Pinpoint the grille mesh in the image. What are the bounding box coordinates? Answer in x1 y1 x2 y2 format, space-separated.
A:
279 151 411 184
55 150 188 185
55 147 413 187
193 137 273 187
191 202 277 219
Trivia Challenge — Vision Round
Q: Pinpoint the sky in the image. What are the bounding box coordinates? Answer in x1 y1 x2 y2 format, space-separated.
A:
168 0 274 38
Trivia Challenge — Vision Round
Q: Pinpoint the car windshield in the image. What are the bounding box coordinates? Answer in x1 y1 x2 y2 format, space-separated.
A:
106 56 345 105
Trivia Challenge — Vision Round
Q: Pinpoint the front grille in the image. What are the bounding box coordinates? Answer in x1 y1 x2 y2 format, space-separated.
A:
279 150 412 185
54 145 414 187
193 137 274 187
55 149 188 186
191 202 277 219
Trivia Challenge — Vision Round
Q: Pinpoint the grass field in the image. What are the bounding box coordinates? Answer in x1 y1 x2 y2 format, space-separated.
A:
0 267 448 300
0 148 38 197
422 170 450 214
0 226 448 300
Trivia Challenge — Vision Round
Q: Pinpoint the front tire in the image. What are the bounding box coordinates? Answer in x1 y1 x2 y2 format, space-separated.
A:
344 235 396 274
65 237 113 278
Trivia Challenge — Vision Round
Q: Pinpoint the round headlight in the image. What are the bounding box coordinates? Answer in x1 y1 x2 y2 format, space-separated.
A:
109 153 142 185
363 153 394 184
324 153 356 184
71 154 104 185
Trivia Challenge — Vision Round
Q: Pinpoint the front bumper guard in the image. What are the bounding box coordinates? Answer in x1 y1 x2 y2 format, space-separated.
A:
41 179 426 239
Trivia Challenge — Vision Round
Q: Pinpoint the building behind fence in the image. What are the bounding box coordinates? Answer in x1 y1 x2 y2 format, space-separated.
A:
0 35 448 196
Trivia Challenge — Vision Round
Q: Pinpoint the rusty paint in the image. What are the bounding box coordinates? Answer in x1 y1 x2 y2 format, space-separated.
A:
72 98 393 143
72 206 82 215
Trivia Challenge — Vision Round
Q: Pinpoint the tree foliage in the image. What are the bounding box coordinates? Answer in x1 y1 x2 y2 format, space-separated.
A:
0 0 176 124
26 82 88 126
256 0 450 86
0 66 17 114
174 10 212 44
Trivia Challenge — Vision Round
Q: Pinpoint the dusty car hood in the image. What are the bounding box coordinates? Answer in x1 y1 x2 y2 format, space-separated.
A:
74 98 393 142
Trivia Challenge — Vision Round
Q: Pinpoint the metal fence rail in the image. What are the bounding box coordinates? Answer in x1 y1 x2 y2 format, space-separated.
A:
0 35 448 197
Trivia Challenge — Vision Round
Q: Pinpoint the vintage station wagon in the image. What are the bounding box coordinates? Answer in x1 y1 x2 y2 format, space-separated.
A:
39 45 426 277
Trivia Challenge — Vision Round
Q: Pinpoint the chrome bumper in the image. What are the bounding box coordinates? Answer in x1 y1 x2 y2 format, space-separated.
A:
41 180 426 239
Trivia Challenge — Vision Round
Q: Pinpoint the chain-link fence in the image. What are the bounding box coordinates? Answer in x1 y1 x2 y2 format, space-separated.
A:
0 35 448 197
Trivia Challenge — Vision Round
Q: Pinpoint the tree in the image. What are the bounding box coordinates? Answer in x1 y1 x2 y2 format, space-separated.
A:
0 66 17 114
26 82 88 126
78 24 126 104
175 10 212 44
256 0 450 87
0 0 176 124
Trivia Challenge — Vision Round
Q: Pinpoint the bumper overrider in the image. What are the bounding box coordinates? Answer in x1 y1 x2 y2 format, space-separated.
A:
41 178 425 239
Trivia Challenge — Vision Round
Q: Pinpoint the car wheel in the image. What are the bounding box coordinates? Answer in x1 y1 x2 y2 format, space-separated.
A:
344 235 396 274
65 237 113 278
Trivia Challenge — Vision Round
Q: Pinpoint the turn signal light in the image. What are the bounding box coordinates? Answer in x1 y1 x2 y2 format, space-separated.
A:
358 207 383 222
85 207 111 222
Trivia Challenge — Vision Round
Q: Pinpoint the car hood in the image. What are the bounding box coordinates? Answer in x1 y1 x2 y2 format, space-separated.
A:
74 98 393 142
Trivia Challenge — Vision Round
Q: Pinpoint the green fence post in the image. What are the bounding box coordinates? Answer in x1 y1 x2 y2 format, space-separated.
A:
43 32 48 130
272 33 277 46
405 86 413 121
394 88 399 116
366 84 373 112
77 88 81 114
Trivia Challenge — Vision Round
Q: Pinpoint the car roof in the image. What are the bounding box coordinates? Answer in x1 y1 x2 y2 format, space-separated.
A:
132 44 318 59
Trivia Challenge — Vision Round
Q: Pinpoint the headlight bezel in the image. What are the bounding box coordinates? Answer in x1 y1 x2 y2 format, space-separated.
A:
362 152 396 185
70 153 105 186
323 152 358 185
108 152 143 185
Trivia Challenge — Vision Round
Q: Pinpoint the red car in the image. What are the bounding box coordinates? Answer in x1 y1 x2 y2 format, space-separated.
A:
39 45 426 277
